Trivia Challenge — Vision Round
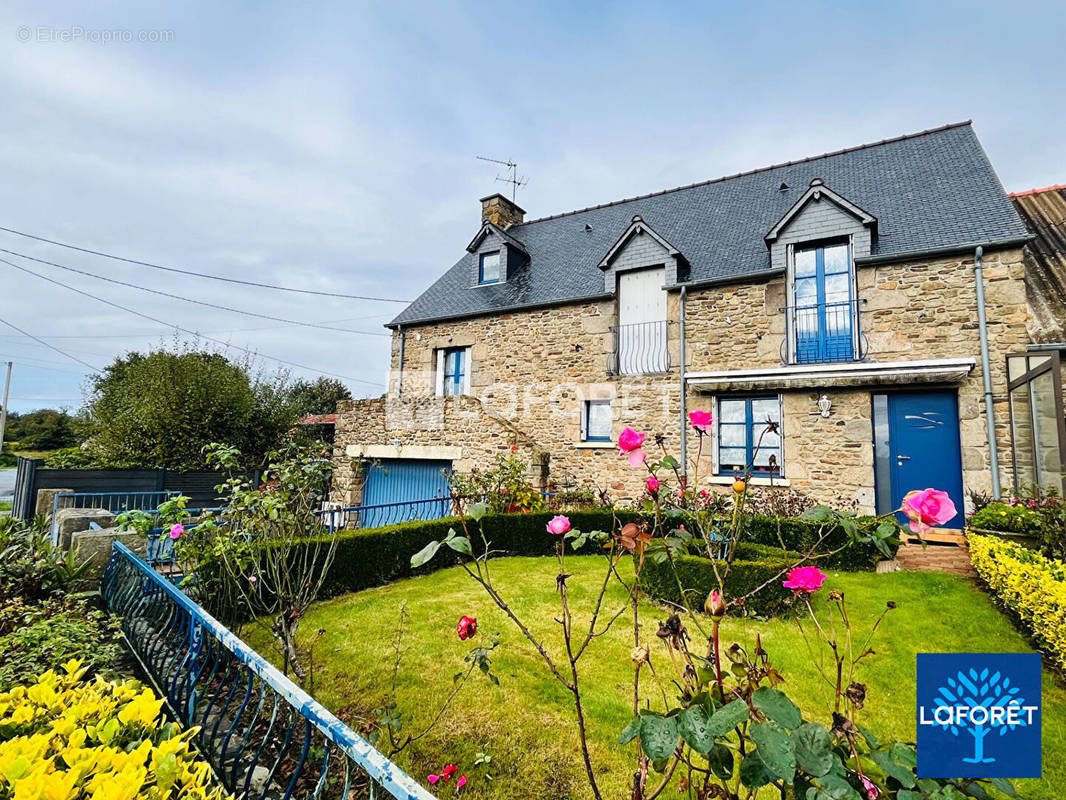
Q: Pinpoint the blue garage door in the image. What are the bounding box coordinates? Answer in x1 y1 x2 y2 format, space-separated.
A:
360 459 452 527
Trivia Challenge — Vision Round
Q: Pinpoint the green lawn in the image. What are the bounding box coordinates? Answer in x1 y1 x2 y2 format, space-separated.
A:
246 558 1066 800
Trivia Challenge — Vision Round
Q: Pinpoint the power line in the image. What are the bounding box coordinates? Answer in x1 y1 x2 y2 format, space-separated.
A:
0 247 391 337
0 314 100 372
0 313 395 341
0 224 413 303
0 256 385 388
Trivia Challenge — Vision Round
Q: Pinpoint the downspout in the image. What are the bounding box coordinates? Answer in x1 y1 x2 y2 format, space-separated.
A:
396 326 406 398
679 286 688 480
974 246 1002 499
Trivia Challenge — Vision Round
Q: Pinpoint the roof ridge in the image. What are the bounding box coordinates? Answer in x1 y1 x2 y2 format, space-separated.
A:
519 120 974 225
1010 183 1066 198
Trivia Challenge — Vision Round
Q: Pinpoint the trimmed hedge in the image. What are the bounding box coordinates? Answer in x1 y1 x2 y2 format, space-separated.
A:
638 543 801 617
317 510 634 598
271 509 881 602
739 514 884 571
969 502 1043 537
969 533 1066 670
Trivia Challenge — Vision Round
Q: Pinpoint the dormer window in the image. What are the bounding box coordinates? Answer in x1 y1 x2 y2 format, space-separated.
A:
479 251 501 284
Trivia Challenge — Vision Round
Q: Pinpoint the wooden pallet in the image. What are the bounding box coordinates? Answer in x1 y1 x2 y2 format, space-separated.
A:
895 528 975 575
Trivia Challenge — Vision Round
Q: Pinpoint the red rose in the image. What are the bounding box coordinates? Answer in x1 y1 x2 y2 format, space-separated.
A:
456 615 478 640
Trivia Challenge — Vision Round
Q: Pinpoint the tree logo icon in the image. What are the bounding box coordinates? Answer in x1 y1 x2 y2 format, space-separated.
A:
917 653 1041 779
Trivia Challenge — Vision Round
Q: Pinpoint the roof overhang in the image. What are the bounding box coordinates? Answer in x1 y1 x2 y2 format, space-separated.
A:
685 357 976 392
765 180 877 243
465 222 528 255
599 215 683 269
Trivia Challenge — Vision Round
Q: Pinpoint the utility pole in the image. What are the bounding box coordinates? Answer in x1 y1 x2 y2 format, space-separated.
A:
0 362 11 453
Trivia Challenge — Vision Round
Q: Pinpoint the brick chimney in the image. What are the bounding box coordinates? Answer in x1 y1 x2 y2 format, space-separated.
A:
480 193 525 229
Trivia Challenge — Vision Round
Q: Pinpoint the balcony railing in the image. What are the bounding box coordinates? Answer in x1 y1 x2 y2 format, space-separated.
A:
608 320 671 376
782 299 867 364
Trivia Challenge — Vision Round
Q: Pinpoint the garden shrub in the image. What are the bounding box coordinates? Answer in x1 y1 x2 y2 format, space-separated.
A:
738 513 884 571
0 516 89 603
0 595 122 691
0 661 227 800
969 533 1066 669
638 542 801 617
969 501 1043 538
250 508 880 601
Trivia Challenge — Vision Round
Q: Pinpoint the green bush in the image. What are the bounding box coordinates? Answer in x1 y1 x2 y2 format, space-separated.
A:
247 508 880 603
639 542 801 617
969 501 1043 537
0 595 122 691
315 510 631 598
738 514 884 571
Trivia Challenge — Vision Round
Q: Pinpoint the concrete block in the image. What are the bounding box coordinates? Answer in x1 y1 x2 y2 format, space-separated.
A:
36 488 73 518
70 527 147 588
55 507 118 552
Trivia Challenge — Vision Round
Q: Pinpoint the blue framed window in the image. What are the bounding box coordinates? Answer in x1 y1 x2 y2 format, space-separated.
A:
717 396 782 476
442 347 467 396
479 250 501 284
793 241 854 363
583 400 612 442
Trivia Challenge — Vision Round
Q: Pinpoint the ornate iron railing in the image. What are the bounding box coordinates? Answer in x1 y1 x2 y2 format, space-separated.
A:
101 541 437 800
608 320 671 376
781 299 868 364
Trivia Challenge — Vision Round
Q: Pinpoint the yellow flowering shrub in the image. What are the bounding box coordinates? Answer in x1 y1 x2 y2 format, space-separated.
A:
0 661 229 800
969 533 1066 669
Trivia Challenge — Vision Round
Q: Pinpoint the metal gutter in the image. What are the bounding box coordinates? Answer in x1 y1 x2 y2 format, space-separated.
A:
854 235 1033 267
679 286 688 476
974 246 1002 499
685 357 976 390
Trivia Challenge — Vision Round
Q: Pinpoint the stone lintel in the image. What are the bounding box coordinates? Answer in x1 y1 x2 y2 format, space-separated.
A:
345 444 463 461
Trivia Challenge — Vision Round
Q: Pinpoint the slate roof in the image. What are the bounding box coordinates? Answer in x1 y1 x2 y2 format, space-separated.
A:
390 121 1028 328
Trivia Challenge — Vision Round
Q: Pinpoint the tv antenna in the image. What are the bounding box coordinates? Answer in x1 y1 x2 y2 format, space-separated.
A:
476 155 527 202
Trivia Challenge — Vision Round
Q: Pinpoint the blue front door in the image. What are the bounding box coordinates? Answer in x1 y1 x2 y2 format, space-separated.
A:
885 392 965 529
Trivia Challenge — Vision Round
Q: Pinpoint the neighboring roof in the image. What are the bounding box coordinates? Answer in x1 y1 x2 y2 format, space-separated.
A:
391 121 1029 328
296 413 338 426
1011 184 1066 342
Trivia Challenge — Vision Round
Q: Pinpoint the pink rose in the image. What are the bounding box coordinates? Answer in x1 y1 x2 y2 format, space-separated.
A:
705 589 726 617
646 475 660 495
782 566 827 595
617 427 646 454
456 776 467 790
546 515 571 535
901 488 956 534
169 523 185 540
442 765 459 781
688 409 714 432
860 775 880 800
456 616 478 640
427 775 440 785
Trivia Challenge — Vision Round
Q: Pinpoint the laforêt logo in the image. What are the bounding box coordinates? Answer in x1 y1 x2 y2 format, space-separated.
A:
917 653 1041 779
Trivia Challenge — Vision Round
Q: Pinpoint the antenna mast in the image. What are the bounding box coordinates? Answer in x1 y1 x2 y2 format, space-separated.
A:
476 155 527 202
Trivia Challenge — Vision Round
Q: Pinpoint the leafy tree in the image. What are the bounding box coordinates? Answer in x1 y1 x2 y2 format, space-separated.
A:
287 376 352 416
83 345 298 470
4 409 82 451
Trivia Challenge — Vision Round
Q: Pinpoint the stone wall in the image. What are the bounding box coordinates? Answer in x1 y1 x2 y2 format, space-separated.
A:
333 247 1030 511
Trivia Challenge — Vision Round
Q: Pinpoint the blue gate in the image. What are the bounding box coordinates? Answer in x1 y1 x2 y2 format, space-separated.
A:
362 459 451 507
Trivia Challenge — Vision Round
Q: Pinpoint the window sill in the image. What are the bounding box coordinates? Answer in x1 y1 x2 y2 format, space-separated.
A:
705 475 790 488
574 441 616 450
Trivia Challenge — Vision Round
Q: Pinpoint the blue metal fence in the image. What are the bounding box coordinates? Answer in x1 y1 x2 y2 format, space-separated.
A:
317 497 455 533
50 490 179 543
101 541 437 800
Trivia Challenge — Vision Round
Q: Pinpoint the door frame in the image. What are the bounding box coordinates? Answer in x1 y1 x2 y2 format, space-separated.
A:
873 387 965 527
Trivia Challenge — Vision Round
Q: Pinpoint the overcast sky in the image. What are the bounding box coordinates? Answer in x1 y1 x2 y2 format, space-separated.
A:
1 1 1064 413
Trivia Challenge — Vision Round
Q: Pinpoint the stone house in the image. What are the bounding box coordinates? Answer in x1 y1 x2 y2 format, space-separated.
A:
333 121 1065 522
